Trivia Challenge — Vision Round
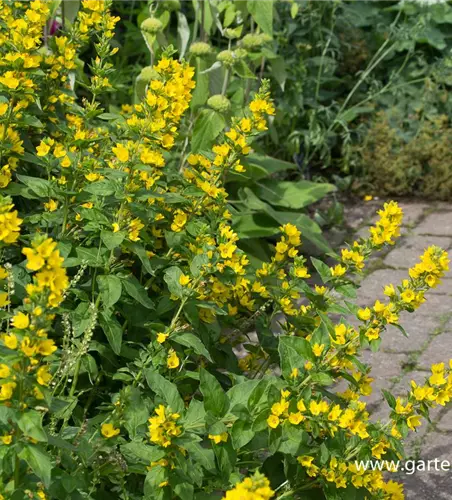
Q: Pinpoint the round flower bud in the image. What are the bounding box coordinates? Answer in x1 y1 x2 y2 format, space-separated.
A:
141 17 163 35
234 48 248 60
224 28 240 40
189 41 212 57
137 66 159 83
161 0 180 11
217 50 235 66
207 94 231 113
240 33 262 49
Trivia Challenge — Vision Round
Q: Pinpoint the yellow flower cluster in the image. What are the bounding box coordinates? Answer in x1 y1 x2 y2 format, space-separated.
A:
22 237 69 307
340 201 404 273
148 405 182 448
223 472 274 500
0 197 22 244
297 455 404 499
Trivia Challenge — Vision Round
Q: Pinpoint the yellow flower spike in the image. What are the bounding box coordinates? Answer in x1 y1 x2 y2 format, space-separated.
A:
101 423 120 438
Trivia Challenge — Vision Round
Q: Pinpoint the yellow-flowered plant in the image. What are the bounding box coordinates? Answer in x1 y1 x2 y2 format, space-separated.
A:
0 2 451 500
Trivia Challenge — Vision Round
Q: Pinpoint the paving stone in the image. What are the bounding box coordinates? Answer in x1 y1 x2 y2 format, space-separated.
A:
436 407 452 432
398 202 429 227
380 314 440 353
360 351 408 407
400 432 452 499
415 212 452 236
358 270 409 299
417 332 452 369
384 236 452 269
429 278 452 295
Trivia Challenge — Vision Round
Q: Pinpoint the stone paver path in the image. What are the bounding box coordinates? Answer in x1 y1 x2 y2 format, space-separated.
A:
345 202 452 499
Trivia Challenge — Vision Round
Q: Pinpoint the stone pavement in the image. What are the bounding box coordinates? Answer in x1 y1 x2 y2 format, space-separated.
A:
346 201 452 499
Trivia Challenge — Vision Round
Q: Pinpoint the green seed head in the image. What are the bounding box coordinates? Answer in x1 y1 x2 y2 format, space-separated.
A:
207 94 231 113
189 41 212 57
141 17 163 35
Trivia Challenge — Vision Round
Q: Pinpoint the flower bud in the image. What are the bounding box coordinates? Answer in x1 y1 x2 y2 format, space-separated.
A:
217 49 235 66
141 17 163 35
189 41 212 57
207 94 231 113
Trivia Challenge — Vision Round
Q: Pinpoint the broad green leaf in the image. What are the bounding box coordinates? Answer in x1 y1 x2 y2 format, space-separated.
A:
231 419 254 448
199 368 229 417
191 109 225 152
122 275 154 309
19 444 52 487
278 336 313 380
62 0 80 23
184 442 215 471
121 442 165 464
172 333 212 361
16 174 53 198
311 257 333 283
247 0 273 36
18 410 47 442
254 180 336 210
145 369 184 413
163 266 184 298
99 312 123 355
233 214 280 239
97 275 122 309
83 179 116 196
101 230 125 251
177 12 190 59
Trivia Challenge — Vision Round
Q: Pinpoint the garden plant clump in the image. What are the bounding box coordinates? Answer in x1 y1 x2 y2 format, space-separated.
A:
0 2 452 500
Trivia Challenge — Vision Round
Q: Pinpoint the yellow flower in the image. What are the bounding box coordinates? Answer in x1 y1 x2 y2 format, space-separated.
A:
288 412 304 425
36 141 51 156
12 311 30 329
0 103 8 116
156 332 169 344
357 308 371 321
1 434 12 445
60 155 71 168
179 274 190 286
0 382 16 400
112 144 129 162
36 366 52 386
36 339 57 356
44 199 58 212
3 333 18 350
312 343 325 357
401 289 415 303
407 415 422 431
0 364 10 378
267 415 280 429
112 223 120 232
85 172 103 182
0 292 10 308
208 432 228 444
0 72 19 89
167 349 180 369
101 423 120 438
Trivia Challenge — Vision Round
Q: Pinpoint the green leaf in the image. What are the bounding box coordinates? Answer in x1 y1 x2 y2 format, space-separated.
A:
83 179 116 196
99 312 123 355
177 12 190 59
172 333 212 361
17 410 47 442
311 257 333 283
247 0 273 36
233 214 280 239
97 275 122 309
184 442 215 471
121 442 165 464
199 368 229 417
278 336 313 380
163 266 184 298
191 109 225 153
101 230 125 250
254 180 336 210
19 444 52 487
122 275 154 309
231 419 254 448
62 0 80 23
145 369 184 413
74 247 107 267
16 174 53 198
